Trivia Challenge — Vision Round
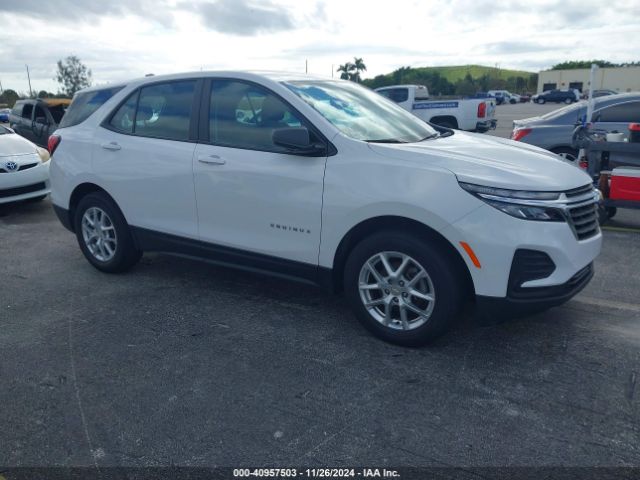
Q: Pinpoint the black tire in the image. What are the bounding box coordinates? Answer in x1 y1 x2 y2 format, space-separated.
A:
74 192 142 273
606 207 617 219
538 98 546 104
598 205 609 225
343 232 465 346
564 97 572 104
551 146 578 162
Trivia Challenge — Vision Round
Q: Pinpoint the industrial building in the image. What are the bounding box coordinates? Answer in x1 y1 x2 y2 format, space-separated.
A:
537 66 640 94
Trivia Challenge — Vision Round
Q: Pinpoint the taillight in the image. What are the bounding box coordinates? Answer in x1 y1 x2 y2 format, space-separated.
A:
579 160 588 170
477 102 486 118
511 128 531 141
48 134 61 155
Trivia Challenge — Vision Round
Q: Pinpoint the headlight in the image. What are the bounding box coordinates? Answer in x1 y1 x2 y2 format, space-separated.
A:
459 182 565 222
37 147 50 163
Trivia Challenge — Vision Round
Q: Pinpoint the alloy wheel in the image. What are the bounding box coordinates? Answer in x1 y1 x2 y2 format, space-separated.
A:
358 251 436 331
81 207 118 262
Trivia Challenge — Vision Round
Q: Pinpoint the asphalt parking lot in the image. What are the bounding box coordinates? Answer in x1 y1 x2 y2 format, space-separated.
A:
1 104 639 471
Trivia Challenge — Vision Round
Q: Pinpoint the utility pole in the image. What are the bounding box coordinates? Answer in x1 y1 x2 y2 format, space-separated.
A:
26 64 33 98
305 59 308 74
331 64 334 78
0 79 3 95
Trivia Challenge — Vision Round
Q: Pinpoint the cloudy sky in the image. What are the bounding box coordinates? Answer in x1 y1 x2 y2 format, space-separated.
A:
0 0 639 94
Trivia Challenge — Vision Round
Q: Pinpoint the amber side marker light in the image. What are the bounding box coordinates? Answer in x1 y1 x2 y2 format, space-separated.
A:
460 241 481 269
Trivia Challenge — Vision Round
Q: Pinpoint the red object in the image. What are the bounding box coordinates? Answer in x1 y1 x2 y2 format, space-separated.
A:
610 167 640 201
629 123 640 131
579 159 588 170
477 102 486 118
47 134 61 155
630 123 640 143
511 128 531 141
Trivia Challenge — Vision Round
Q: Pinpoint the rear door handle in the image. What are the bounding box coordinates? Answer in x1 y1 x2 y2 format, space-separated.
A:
198 154 226 165
101 142 121 151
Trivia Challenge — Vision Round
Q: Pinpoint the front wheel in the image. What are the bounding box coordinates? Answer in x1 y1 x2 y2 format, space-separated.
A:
538 98 546 104
343 232 464 346
564 98 573 104
74 192 142 273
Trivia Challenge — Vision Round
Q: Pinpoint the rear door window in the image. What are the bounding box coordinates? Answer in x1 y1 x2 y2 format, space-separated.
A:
109 92 138 134
134 81 196 141
59 86 124 128
597 101 640 123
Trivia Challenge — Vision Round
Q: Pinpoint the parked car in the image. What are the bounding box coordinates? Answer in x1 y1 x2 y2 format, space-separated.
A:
467 92 494 99
50 72 600 346
519 93 532 103
0 125 51 203
487 90 519 105
581 89 619 99
512 93 640 161
532 89 578 104
0 108 10 122
376 84 497 132
9 98 70 147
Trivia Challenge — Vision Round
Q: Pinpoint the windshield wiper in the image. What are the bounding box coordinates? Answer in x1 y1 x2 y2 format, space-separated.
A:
418 133 440 141
365 138 408 143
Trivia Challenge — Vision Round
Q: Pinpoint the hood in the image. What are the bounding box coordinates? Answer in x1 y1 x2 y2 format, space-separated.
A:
367 131 591 191
0 133 38 157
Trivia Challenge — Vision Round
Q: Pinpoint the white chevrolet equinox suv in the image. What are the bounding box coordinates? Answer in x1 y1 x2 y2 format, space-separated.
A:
49 72 602 346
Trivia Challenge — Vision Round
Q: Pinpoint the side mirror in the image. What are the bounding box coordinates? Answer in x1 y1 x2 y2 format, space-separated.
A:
272 127 325 156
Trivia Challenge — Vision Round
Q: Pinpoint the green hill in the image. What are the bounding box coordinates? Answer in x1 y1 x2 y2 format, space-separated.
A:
363 64 538 95
410 65 534 83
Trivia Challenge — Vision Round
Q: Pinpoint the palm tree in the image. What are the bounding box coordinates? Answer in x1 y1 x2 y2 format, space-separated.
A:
352 57 367 83
337 62 355 80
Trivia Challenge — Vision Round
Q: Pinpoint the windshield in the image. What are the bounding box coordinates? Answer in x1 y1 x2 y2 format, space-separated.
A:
283 80 437 143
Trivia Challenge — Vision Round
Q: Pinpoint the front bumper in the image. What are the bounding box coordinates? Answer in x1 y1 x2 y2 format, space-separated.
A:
475 262 593 323
475 119 497 133
0 162 50 204
441 202 602 298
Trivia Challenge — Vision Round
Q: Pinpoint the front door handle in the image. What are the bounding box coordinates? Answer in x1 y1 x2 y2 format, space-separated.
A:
101 142 121 151
198 154 226 165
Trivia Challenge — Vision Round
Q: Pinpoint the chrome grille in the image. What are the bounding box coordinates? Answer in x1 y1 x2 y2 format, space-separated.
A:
565 184 595 198
565 185 599 241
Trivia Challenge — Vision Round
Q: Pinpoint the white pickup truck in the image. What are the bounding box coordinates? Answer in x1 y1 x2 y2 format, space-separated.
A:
375 84 497 133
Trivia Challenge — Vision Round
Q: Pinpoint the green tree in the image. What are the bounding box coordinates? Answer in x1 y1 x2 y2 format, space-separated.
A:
0 89 19 108
37 90 57 99
337 62 355 80
55 55 92 97
551 60 616 70
352 57 367 82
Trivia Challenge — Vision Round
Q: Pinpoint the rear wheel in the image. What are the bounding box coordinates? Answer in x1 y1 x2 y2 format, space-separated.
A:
538 98 546 104
344 232 464 346
74 192 142 273
564 97 573 104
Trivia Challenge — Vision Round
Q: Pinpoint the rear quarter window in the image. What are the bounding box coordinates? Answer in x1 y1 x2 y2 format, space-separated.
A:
59 86 124 128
